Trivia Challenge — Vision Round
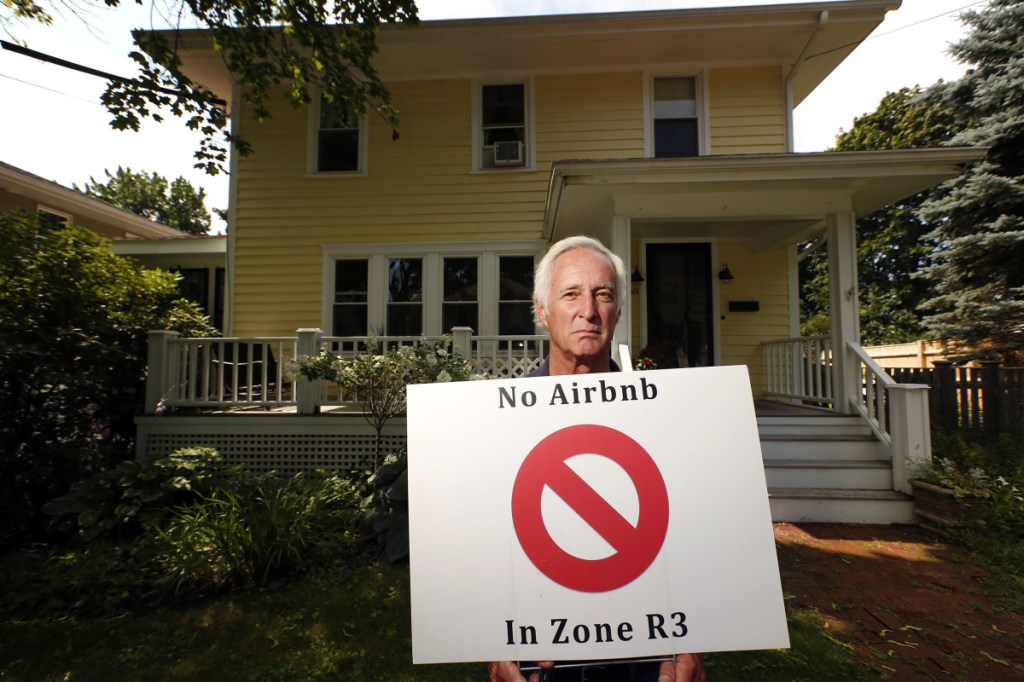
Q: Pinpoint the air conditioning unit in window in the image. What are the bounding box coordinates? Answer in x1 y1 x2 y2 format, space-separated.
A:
493 141 525 167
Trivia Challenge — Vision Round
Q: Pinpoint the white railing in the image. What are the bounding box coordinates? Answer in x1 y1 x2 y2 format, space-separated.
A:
762 336 834 406
146 328 549 413
760 335 932 493
847 342 932 493
150 334 299 409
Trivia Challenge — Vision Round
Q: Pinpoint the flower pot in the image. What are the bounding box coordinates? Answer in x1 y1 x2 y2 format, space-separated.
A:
909 478 984 533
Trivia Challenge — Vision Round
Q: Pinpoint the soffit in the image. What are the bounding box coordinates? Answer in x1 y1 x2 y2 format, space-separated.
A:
545 147 986 252
160 0 898 109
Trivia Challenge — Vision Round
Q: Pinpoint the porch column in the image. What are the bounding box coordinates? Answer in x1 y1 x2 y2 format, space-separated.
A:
296 328 322 415
610 215 631 356
145 330 179 414
827 211 860 414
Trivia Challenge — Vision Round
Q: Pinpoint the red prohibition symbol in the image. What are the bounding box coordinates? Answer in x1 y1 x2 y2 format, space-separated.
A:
511 424 669 593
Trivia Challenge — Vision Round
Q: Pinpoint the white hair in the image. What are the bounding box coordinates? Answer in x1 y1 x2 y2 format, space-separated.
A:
532 235 628 324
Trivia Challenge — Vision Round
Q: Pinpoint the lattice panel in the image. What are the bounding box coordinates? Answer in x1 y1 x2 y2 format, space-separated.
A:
141 433 406 473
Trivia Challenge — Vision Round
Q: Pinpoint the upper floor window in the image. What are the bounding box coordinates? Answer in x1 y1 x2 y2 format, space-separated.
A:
652 76 699 158
477 81 531 170
313 94 366 174
37 205 71 229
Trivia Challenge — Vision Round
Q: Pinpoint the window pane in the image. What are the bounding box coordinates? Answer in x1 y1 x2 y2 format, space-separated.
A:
444 257 478 302
654 119 699 158
499 302 534 336
318 130 359 172
388 258 423 303
321 99 358 129
334 259 368 336
499 256 534 300
483 84 524 126
443 303 478 332
333 305 368 337
335 260 368 303
388 305 422 336
654 77 697 118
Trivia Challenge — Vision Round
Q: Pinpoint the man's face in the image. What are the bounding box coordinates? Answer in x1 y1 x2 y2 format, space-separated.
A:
537 247 620 367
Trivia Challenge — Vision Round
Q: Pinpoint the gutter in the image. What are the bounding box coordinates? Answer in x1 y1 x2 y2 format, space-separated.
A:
784 10 829 151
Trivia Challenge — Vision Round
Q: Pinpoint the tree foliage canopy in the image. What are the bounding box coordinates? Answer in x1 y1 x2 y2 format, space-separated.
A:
0 210 215 547
916 0 1024 361
800 86 967 344
4 0 418 174
78 166 212 235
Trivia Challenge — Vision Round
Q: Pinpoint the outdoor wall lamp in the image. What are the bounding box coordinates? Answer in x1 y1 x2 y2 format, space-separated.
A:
718 263 735 282
631 267 645 295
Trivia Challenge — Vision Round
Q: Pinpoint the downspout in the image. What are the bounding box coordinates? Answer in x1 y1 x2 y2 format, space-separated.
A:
784 10 828 152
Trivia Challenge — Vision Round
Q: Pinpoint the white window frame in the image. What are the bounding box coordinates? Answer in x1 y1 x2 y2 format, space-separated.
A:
472 78 536 173
307 92 369 176
36 205 72 225
642 71 709 158
321 241 545 336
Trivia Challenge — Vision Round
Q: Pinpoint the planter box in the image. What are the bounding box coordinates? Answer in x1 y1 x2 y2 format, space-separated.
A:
909 478 984 533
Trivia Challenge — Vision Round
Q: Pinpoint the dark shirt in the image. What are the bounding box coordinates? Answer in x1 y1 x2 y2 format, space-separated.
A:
527 357 621 378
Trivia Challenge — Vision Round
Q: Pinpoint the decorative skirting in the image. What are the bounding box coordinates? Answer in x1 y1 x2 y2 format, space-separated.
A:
136 414 407 473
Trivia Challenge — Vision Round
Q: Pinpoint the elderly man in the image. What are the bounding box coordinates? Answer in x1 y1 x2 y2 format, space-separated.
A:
489 236 706 682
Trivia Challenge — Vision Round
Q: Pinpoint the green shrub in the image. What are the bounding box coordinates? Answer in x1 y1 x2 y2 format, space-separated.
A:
923 430 1024 537
156 471 364 594
42 447 233 542
361 451 409 564
0 210 216 547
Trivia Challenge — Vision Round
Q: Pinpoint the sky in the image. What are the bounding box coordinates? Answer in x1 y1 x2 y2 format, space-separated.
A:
0 0 982 233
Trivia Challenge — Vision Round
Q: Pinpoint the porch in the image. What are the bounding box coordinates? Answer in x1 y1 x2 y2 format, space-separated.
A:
139 330 930 524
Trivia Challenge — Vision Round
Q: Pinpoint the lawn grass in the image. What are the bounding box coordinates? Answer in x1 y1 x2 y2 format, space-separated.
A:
0 559 871 682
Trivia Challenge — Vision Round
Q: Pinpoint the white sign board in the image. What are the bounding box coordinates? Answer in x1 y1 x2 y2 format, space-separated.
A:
407 366 789 664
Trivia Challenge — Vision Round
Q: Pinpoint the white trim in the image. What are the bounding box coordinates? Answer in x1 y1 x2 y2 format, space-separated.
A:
226 81 242 335
638 237 722 367
471 77 536 173
306 92 369 177
788 244 800 338
35 204 72 223
321 240 546 336
643 70 707 158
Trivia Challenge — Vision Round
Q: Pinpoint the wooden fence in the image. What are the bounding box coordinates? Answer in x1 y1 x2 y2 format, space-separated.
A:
888 361 1024 439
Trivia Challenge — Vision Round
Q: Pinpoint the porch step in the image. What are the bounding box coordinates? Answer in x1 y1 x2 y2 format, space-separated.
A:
768 488 916 524
764 459 892 490
756 415 873 437
759 434 885 461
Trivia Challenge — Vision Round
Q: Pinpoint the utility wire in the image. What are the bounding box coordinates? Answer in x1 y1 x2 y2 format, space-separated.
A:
805 1 987 62
0 39 226 106
0 69 103 105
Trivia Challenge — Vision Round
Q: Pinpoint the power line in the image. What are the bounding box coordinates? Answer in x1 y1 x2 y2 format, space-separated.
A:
806 1 987 62
0 39 226 106
0 70 104 106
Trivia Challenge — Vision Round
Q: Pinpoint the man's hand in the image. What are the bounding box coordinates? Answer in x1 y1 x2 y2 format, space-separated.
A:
488 661 554 682
657 653 707 682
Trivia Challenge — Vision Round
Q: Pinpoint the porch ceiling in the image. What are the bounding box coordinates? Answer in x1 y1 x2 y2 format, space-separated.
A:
544 147 986 252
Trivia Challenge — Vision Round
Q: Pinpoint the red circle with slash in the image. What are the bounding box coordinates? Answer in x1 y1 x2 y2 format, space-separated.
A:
511 424 669 592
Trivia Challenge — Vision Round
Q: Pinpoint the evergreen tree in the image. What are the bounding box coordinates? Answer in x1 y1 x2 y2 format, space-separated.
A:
801 87 966 343
918 0 1024 362
78 167 212 235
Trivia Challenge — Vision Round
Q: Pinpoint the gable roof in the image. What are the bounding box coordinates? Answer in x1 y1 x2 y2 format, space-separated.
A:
161 0 900 108
0 160 188 239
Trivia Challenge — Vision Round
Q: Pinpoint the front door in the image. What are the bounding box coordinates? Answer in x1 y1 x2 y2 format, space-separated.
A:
644 242 714 367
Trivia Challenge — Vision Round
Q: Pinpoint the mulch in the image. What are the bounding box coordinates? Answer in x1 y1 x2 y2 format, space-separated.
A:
774 523 1024 681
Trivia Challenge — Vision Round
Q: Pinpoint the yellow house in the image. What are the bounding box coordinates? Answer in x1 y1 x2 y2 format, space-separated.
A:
141 1 985 523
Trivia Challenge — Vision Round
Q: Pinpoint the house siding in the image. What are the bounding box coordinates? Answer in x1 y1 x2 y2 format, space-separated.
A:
718 241 790 397
708 66 787 154
231 66 792 344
